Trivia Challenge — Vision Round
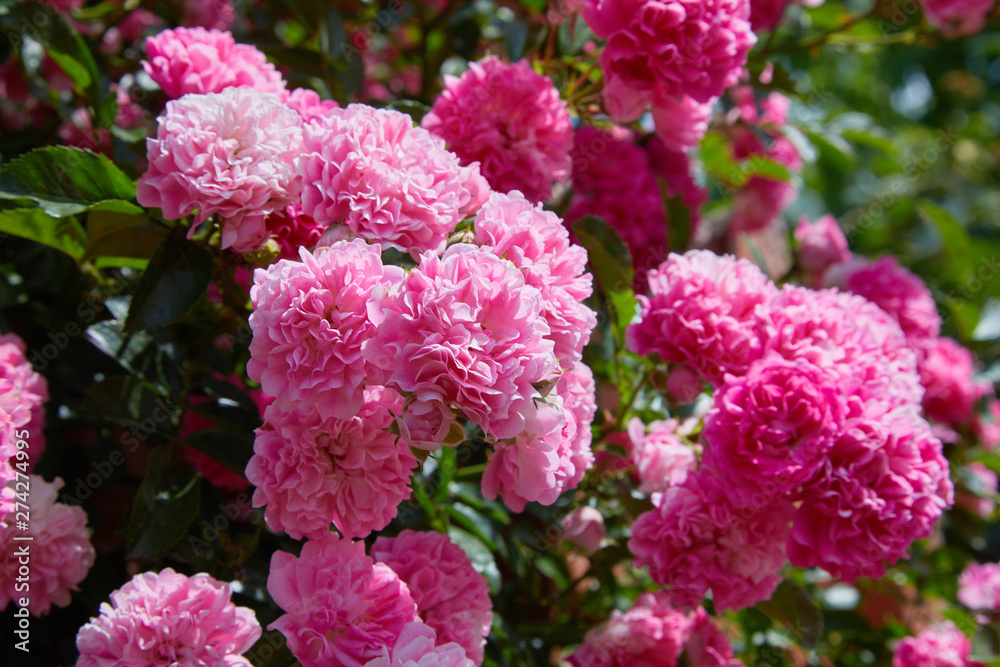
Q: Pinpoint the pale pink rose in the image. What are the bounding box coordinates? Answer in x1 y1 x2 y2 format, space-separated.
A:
281 87 339 123
363 622 474 667
248 240 404 421
568 592 743 666
557 361 598 489
75 568 261 667
794 214 851 279
834 255 942 342
0 332 48 469
481 400 570 511
247 387 416 540
629 470 793 611
0 477 93 617
787 407 953 582
562 506 606 553
917 337 978 425
893 622 985 667
423 57 573 204
958 561 1000 610
142 27 285 98
136 88 304 252
626 250 778 385
628 417 697 495
372 530 493 664
474 190 595 364
583 0 756 119
267 533 418 667
298 104 490 256
921 0 994 37
366 244 556 441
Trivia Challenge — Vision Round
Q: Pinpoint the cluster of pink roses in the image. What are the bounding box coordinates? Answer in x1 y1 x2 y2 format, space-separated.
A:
269 530 490 666
246 188 597 537
626 247 955 610
136 28 581 256
568 591 743 666
0 333 95 617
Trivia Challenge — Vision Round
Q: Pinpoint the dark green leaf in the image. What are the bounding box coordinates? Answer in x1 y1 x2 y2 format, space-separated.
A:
756 580 824 650
0 147 140 217
81 375 173 427
0 208 87 259
504 17 528 61
184 429 254 476
127 447 201 559
918 200 972 281
571 216 637 335
943 607 979 639
1 3 98 94
85 215 167 261
123 226 213 333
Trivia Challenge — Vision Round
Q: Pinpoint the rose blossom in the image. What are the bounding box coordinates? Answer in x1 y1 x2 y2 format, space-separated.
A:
268 533 417 667
136 87 304 252
246 387 416 540
920 0 994 37
583 0 756 119
787 407 953 582
363 622 474 667
626 250 777 384
562 506 607 553
567 592 743 666
629 470 792 611
0 332 48 468
372 530 493 664
142 27 285 98
180 0 236 31
832 255 942 342
700 354 855 505
794 214 851 280
917 337 978 425
755 285 923 412
0 477 94 616
892 622 985 667
75 568 261 667
366 244 556 442
282 87 339 123
248 240 404 421
958 561 1000 611
651 93 715 153
473 191 595 364
298 104 490 256
423 57 573 204
628 417 697 495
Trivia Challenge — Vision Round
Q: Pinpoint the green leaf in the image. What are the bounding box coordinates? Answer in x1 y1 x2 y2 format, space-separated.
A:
127 447 201 559
81 375 172 427
571 216 637 336
123 226 213 333
0 208 87 259
85 213 167 261
1 3 103 109
943 607 980 639
448 525 501 592
0 147 140 217
918 200 972 282
756 580 824 650
504 17 529 61
184 430 254 476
